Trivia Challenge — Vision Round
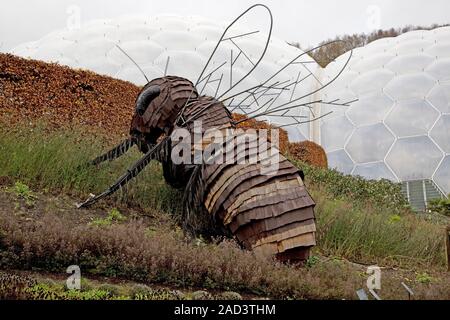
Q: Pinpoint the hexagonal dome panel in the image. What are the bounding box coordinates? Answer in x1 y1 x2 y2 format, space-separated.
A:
425 58 450 81
350 53 395 73
353 162 397 181
425 42 450 59
322 90 359 120
346 124 394 163
430 115 450 153
384 73 436 101
346 92 394 126
427 84 450 114
386 136 443 181
385 54 434 74
350 69 394 96
392 40 433 55
107 40 164 64
327 150 354 174
320 115 354 152
385 99 440 137
323 71 359 93
434 156 450 196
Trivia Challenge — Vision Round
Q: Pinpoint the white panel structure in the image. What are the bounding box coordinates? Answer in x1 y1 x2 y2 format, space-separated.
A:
385 136 443 181
327 150 354 175
321 26 450 196
9 14 321 142
346 124 395 163
434 156 450 194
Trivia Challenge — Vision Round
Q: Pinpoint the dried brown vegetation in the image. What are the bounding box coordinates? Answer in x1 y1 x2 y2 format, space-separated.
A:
0 189 449 300
231 113 290 154
288 141 328 168
0 53 139 140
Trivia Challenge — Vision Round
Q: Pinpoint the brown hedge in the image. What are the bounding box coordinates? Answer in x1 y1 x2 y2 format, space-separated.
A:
288 141 328 168
0 53 290 150
232 113 290 154
0 53 139 140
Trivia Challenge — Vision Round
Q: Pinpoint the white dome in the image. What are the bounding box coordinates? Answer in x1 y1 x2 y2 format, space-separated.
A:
321 26 450 195
10 14 321 141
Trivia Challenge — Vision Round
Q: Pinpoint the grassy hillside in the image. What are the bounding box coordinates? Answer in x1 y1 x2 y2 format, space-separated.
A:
0 127 447 269
0 127 449 299
1 53 449 299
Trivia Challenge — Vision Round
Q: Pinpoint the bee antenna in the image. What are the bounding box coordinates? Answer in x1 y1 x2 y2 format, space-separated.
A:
115 44 150 83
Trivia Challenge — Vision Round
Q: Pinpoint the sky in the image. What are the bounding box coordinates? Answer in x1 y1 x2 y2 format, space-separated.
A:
1 0 450 51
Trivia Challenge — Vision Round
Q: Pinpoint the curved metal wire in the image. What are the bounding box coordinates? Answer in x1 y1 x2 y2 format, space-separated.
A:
176 4 273 126
231 45 355 126
115 44 149 83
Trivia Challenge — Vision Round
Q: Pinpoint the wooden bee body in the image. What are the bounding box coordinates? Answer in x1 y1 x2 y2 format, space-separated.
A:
79 5 356 263
131 76 316 262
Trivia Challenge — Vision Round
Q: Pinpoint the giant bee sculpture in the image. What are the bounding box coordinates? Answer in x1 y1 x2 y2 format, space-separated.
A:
77 4 353 263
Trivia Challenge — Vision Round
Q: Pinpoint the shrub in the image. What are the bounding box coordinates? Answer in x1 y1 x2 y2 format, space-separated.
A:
232 113 289 154
428 197 450 216
416 273 433 284
0 53 139 140
7 181 38 207
0 212 360 299
90 208 127 227
0 273 36 299
291 158 409 214
287 141 328 168
0 211 448 300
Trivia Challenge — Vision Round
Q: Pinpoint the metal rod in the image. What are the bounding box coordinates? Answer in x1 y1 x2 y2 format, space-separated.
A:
115 44 149 83
164 55 170 76
222 30 260 41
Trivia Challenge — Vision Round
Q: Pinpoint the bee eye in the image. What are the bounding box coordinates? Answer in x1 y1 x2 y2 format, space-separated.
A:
135 85 160 116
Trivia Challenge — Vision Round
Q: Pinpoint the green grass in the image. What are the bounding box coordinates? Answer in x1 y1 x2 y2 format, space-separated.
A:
311 188 446 268
0 127 182 215
90 208 127 227
7 181 38 207
291 158 410 214
289 159 448 269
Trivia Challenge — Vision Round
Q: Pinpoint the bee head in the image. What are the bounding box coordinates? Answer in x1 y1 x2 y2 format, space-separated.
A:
130 76 197 153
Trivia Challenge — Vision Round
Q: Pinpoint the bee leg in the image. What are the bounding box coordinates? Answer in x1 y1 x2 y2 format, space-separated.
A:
89 137 137 166
76 138 168 208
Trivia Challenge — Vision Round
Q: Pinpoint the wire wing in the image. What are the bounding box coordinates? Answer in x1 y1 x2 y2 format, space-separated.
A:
177 4 273 125
180 32 355 133
225 41 357 129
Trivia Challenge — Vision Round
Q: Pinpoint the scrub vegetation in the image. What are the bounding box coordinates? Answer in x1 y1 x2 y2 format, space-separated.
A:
0 126 449 300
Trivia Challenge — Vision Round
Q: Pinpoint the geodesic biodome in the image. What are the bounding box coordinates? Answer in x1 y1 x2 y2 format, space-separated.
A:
320 27 450 196
9 14 321 141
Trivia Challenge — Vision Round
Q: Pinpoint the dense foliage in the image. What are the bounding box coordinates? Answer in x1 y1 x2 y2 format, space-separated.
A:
292 159 410 214
287 141 328 169
428 197 450 217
